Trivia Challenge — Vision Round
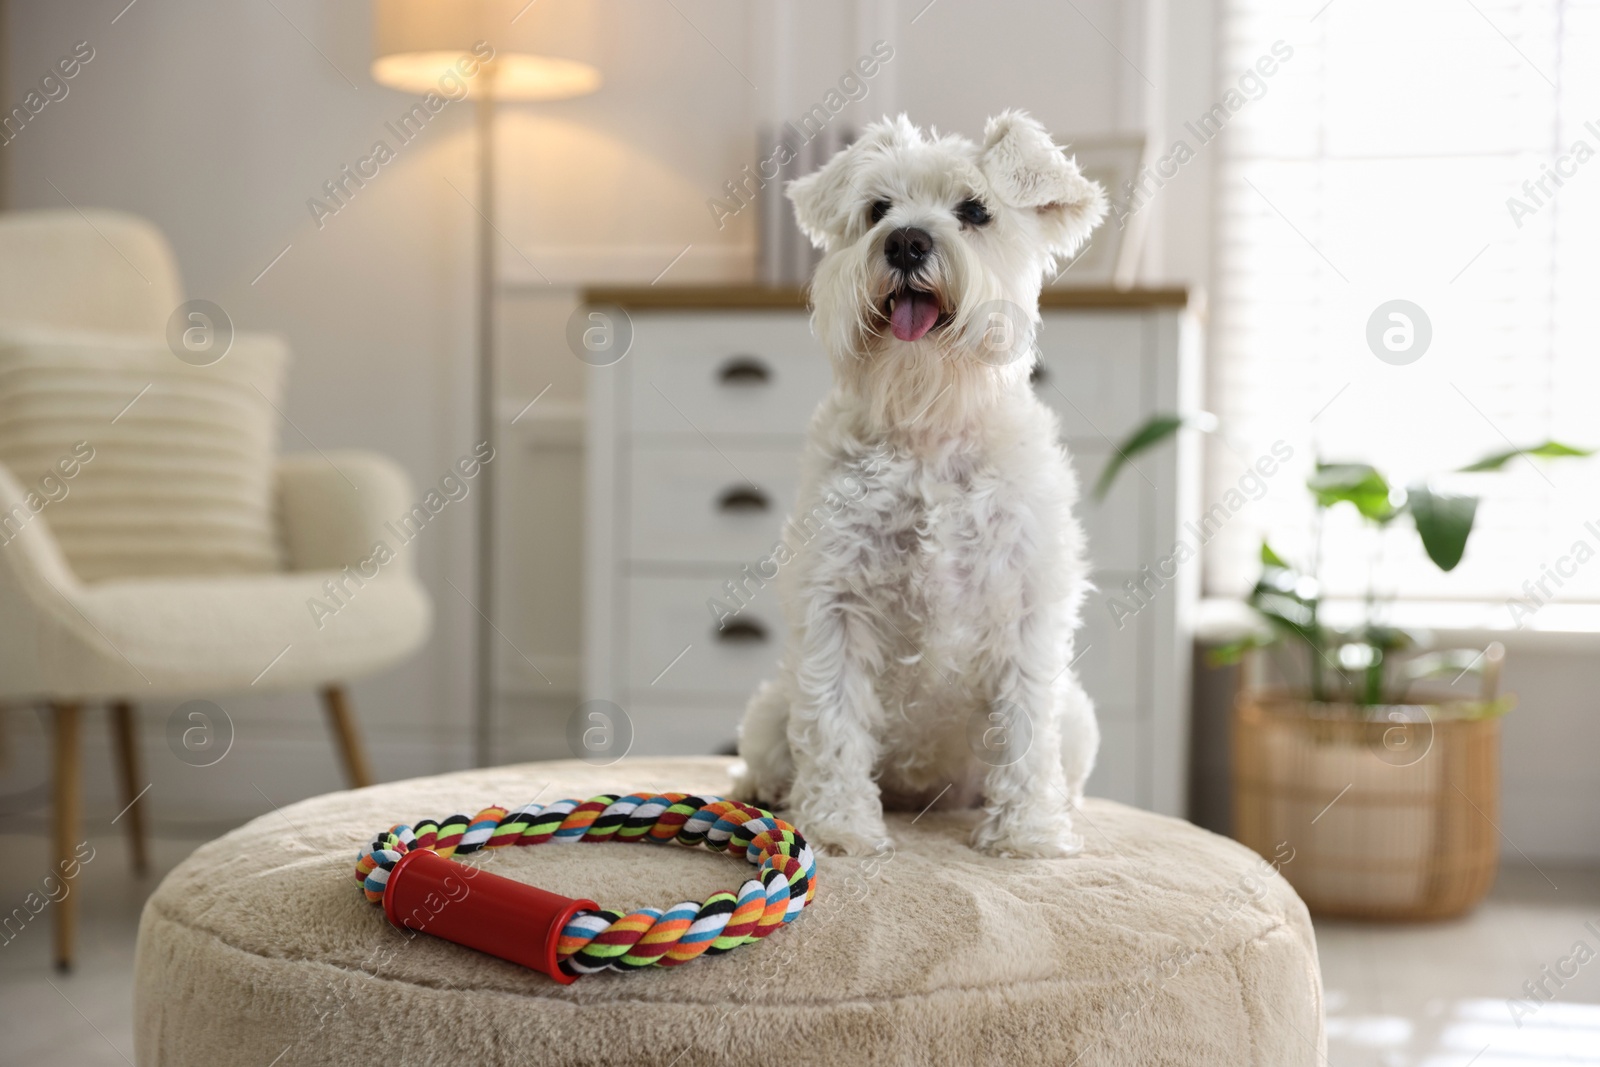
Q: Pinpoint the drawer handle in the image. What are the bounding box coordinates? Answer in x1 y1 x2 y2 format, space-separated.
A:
718 356 771 385
716 619 768 644
717 485 770 513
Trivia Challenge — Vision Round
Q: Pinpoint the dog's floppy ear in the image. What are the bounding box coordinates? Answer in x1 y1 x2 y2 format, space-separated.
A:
788 116 918 251
981 110 1107 258
787 147 859 251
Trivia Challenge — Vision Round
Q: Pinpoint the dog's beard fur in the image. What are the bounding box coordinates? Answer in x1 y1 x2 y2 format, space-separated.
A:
809 218 1040 436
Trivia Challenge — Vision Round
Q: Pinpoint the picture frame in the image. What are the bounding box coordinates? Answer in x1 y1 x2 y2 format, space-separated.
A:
1050 133 1147 289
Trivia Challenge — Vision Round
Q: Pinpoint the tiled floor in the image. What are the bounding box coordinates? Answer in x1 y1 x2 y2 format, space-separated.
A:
1317 864 1600 1066
1 829 1596 1066
0 832 201 1067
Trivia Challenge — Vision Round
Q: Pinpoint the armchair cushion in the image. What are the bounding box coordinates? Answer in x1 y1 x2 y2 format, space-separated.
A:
0 326 288 581
67 568 431 696
277 451 419 574
0 448 432 700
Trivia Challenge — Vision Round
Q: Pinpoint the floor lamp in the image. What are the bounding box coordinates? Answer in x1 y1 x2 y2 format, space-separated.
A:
372 0 600 767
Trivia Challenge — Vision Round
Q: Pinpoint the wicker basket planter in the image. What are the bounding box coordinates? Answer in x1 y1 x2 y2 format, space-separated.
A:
1231 692 1504 921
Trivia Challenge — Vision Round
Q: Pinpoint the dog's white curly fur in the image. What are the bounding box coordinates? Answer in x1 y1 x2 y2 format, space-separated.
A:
733 112 1109 859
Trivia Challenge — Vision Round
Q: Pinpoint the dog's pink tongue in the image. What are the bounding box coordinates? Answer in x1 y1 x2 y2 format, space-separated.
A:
891 293 939 342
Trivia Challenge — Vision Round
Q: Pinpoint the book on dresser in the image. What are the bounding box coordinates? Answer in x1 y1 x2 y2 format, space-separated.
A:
583 286 1201 816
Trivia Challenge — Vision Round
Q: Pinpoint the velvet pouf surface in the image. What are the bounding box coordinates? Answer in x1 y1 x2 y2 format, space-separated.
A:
134 757 1324 1066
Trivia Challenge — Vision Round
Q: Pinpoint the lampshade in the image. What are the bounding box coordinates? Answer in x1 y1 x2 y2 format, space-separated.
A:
372 0 601 101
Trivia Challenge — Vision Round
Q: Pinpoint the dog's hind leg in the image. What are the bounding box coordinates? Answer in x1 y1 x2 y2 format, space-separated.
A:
1056 670 1100 807
732 678 794 807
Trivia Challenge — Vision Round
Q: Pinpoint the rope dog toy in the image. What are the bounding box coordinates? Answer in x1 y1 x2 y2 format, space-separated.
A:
353 792 817 983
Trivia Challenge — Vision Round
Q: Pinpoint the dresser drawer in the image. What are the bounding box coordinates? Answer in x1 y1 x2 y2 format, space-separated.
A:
627 445 801 565
629 444 1133 573
623 569 1136 713
625 574 787 697
1032 312 1145 443
617 699 744 757
626 312 830 438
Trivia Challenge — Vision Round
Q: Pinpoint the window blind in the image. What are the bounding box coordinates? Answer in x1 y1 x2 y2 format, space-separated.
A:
1207 0 1600 616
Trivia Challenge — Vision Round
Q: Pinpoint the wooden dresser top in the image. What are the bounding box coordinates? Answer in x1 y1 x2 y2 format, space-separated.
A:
581 286 1189 311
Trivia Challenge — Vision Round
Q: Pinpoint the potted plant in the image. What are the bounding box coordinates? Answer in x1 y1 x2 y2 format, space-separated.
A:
1098 422 1590 919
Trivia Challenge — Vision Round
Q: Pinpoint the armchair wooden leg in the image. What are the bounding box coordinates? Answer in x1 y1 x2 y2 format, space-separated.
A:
320 685 373 788
108 701 149 875
52 703 81 972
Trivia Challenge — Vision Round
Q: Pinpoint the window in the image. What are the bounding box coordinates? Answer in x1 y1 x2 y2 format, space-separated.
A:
1207 0 1600 613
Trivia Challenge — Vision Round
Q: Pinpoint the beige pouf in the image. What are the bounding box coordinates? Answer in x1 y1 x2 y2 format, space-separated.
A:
134 758 1325 1066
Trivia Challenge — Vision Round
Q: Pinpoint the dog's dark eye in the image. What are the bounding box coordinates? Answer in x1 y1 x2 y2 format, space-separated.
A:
869 199 892 224
956 198 991 226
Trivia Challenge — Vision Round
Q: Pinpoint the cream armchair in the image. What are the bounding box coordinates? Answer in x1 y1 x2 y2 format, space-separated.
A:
0 210 432 969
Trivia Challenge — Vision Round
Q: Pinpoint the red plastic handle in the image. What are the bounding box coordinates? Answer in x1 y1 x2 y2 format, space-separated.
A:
382 848 598 984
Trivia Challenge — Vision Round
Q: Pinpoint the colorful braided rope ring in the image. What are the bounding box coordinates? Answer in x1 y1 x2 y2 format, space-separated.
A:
353 792 817 979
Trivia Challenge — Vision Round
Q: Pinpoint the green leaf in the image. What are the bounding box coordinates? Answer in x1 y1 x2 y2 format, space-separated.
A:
1359 624 1419 655
1408 485 1479 571
1251 590 1318 640
1093 415 1185 500
1460 440 1594 472
1260 540 1290 569
1307 463 1396 521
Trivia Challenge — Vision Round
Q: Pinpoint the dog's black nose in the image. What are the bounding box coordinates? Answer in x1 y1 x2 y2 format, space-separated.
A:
884 227 933 272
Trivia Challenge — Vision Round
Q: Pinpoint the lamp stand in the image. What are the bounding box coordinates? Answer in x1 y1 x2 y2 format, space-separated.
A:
473 71 497 769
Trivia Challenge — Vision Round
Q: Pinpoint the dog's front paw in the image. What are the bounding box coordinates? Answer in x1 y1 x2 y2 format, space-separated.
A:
729 763 786 809
802 818 892 858
971 813 1084 859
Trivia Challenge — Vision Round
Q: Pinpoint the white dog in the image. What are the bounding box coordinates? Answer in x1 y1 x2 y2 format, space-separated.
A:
733 112 1108 858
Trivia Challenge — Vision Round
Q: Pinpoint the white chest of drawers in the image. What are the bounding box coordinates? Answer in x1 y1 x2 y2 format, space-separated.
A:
584 287 1201 816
